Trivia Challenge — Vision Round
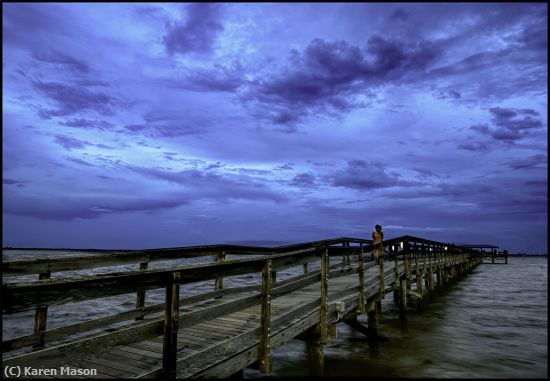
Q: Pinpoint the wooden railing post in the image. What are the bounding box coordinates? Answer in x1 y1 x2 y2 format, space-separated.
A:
33 271 51 348
393 244 399 305
136 261 148 320
320 248 329 344
215 252 226 298
259 259 272 373
163 272 180 379
378 247 384 301
358 244 365 314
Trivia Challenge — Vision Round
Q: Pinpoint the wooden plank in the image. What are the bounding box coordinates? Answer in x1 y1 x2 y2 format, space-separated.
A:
117 344 163 359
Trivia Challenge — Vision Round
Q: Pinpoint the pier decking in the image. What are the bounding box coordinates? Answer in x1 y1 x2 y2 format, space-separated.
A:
2 236 492 378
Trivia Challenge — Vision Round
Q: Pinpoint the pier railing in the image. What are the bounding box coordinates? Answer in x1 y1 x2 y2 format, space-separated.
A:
2 235 481 378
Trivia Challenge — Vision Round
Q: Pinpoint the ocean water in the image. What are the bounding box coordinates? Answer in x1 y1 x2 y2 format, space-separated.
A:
251 256 548 379
2 252 547 379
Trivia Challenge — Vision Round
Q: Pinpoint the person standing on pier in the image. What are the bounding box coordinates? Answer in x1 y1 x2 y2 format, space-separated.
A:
372 224 384 263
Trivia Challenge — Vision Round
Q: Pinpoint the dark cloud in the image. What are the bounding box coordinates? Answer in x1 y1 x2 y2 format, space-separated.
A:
128 166 287 203
3 179 29 187
469 107 544 143
178 61 247 93
289 172 316 187
54 134 91 150
33 81 118 118
457 140 491 152
4 194 189 220
329 160 403 190
390 9 409 21
244 36 440 127
32 49 90 74
59 118 113 130
276 163 294 171
164 3 223 55
2 3 71 48
122 122 206 137
411 167 441 179
507 154 547 170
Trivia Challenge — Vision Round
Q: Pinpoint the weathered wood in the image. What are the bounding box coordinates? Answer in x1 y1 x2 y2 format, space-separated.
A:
305 336 324 376
33 271 50 348
320 249 329 344
135 262 148 320
215 252 225 298
399 277 407 321
358 246 365 314
2 234 490 380
367 302 379 344
162 272 180 379
378 257 384 298
259 259 272 373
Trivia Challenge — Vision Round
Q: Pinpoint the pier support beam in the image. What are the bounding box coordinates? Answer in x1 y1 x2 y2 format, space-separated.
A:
305 336 324 376
136 262 148 320
367 303 380 349
398 277 407 322
33 271 51 348
162 272 180 380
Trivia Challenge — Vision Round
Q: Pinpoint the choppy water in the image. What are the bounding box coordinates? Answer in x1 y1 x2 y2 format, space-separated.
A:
247 256 548 379
2 252 547 378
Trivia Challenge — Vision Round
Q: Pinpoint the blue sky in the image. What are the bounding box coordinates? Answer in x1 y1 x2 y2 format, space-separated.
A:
2 3 547 253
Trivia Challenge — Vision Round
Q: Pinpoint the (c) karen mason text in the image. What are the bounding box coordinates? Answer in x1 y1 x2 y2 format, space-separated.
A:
4 366 98 378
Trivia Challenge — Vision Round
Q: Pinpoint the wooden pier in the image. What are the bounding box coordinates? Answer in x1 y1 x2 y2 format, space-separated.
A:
2 235 493 378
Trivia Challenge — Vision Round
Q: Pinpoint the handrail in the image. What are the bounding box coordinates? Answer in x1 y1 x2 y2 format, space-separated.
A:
2 237 372 278
2 234 485 379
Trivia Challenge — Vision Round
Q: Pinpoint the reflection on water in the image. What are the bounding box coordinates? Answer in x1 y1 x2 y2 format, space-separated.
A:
251 257 547 378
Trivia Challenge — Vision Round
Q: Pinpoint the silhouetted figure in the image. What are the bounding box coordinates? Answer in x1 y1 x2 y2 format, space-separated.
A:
372 224 384 263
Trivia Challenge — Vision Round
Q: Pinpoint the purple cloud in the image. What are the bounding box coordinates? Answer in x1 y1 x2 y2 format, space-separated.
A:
32 49 90 74
507 154 547 170
469 107 544 142
289 172 316 187
33 81 118 118
54 134 91 150
329 160 403 190
243 36 440 127
128 166 287 204
164 3 224 55
59 118 113 130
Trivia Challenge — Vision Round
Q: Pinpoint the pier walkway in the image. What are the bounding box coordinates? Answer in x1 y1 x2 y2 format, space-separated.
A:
2 235 489 378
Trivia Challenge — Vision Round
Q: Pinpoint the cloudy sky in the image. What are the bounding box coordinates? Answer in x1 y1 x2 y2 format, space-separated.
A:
3 3 547 253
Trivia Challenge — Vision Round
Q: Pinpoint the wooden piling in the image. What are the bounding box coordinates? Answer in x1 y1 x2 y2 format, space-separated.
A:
33 271 50 348
367 302 379 342
162 272 180 379
136 261 148 320
305 336 324 376
399 277 407 322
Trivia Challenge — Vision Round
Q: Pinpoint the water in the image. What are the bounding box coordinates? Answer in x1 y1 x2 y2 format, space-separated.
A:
2 252 547 378
248 257 548 378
